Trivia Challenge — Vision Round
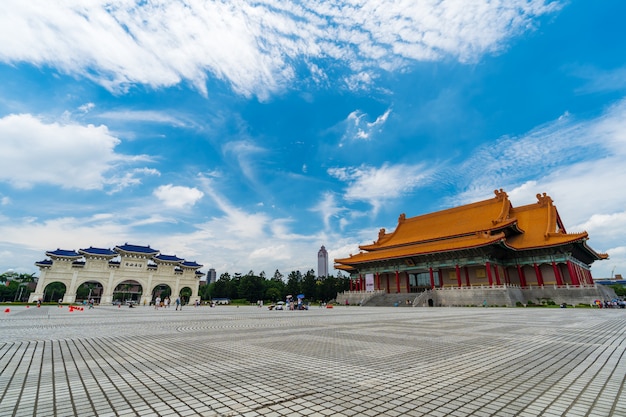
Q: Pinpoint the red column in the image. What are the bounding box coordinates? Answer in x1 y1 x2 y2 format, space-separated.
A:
552 262 563 286
494 265 501 286
376 272 380 290
386 274 390 293
577 265 587 285
517 265 527 287
464 266 470 287
439 269 444 288
567 261 580 286
395 270 400 293
504 268 511 285
456 265 461 287
534 263 544 286
486 262 493 286
406 272 410 293
350 279 353 291
585 268 593 285
429 267 435 289
576 265 586 286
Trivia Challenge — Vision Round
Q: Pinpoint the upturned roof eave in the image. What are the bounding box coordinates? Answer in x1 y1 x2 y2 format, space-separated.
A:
336 236 506 267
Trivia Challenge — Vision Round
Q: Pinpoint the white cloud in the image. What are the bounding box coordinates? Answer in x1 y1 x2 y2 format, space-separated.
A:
342 108 392 142
97 110 188 127
222 140 267 184
0 113 150 191
153 184 204 209
78 102 95 113
329 163 432 214
0 0 561 98
310 191 345 230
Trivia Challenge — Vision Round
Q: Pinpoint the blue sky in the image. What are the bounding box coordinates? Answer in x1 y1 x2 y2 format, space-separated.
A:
1 1 625 279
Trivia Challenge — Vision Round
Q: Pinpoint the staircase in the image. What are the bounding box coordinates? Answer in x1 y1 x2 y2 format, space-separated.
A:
361 293 417 307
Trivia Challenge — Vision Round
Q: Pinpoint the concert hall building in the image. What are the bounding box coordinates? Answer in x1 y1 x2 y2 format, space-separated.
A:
335 190 610 306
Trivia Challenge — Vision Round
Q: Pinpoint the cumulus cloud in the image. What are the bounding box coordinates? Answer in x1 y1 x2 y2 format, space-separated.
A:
0 0 561 98
153 184 204 209
0 113 150 191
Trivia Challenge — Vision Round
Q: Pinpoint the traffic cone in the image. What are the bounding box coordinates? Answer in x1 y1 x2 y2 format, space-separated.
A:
4 308 9 313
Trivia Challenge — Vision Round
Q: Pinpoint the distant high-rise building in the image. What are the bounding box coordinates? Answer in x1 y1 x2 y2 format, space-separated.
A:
317 245 328 278
207 268 217 284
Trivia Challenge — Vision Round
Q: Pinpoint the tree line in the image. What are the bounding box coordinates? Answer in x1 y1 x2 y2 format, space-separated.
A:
199 269 350 303
0 272 36 302
0 269 352 304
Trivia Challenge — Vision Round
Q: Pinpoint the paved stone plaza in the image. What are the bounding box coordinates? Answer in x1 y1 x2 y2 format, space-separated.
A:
0 305 624 417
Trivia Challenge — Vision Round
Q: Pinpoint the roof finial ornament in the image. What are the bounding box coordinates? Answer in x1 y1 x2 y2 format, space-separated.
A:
378 228 386 242
398 213 406 223
494 189 508 201
536 192 553 207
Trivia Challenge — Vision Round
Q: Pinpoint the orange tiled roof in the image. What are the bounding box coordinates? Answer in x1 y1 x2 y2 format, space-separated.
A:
335 189 607 266
339 232 507 265
358 189 513 251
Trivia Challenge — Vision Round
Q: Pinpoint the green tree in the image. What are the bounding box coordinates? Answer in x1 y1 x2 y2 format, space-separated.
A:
43 282 66 302
301 269 317 301
286 271 302 297
212 273 231 298
228 273 242 299
239 272 264 302
265 270 285 301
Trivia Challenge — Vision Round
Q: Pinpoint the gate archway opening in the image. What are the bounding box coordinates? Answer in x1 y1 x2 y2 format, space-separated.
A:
152 284 172 305
113 280 143 305
43 282 66 303
76 281 104 304
179 286 193 305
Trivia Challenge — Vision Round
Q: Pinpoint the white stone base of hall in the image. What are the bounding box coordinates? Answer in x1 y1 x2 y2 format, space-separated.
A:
337 285 618 308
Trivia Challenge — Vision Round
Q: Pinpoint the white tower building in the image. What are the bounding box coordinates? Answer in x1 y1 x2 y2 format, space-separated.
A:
317 245 329 278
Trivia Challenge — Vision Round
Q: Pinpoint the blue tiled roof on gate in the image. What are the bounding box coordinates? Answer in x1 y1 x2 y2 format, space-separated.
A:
79 247 117 256
114 244 159 255
154 254 185 263
35 259 53 267
181 261 203 268
46 249 81 258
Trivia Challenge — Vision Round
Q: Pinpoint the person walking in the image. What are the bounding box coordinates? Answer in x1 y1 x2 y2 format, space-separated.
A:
175 297 181 311
155 296 161 310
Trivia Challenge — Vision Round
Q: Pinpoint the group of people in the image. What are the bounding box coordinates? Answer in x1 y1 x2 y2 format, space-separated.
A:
595 299 626 308
153 296 184 310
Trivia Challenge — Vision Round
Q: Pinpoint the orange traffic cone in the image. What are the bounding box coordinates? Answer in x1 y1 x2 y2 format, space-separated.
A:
4 308 9 313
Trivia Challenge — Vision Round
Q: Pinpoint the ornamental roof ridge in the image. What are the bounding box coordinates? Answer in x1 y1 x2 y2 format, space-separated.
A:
46 249 81 258
114 244 160 255
154 254 185 263
180 260 203 269
79 247 117 257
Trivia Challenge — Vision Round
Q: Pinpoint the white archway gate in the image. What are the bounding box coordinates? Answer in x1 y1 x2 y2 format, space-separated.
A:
29 244 204 305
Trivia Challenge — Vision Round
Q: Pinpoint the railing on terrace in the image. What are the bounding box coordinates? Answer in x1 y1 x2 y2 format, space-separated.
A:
434 284 598 290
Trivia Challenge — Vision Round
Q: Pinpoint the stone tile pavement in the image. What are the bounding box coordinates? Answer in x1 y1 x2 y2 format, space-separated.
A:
0 304 624 416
